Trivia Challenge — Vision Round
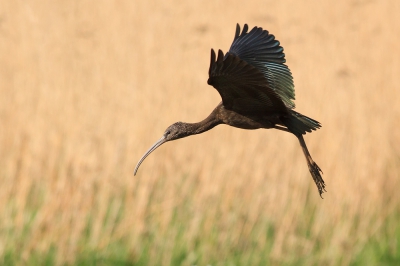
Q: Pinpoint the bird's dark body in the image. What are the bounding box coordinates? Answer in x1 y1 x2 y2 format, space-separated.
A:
134 24 326 197
213 102 279 130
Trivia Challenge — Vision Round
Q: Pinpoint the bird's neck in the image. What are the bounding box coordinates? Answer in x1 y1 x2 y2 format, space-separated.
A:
185 107 222 136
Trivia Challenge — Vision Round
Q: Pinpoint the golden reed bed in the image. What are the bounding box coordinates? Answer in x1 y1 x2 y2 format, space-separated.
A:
1 0 399 264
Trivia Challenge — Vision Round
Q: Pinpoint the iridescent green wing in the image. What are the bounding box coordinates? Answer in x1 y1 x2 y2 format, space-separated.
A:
208 49 287 115
228 24 295 109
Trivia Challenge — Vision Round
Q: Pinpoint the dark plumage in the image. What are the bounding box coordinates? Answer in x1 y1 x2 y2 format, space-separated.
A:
134 24 325 197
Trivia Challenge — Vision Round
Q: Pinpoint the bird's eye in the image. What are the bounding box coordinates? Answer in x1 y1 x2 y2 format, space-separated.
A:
165 131 170 136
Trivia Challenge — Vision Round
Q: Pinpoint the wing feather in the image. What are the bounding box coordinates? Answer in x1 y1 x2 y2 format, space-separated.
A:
228 24 295 108
207 49 287 115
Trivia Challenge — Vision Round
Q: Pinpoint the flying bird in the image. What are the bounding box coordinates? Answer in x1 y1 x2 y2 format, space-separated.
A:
134 24 325 197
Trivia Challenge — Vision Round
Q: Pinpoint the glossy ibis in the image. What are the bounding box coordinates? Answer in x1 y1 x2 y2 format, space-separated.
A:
134 24 325 197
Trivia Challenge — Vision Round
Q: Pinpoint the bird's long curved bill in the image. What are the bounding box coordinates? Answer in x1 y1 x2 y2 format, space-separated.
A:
134 136 166 175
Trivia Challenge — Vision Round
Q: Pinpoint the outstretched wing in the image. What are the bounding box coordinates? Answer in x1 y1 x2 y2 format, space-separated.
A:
228 24 295 108
207 49 287 115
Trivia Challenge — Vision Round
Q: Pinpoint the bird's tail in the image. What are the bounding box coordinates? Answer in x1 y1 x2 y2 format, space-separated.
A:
282 110 321 136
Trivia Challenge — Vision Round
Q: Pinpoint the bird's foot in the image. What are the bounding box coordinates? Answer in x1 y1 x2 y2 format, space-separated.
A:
308 160 326 198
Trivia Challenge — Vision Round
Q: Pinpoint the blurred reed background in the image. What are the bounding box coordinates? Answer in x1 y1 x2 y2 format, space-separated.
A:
0 0 399 265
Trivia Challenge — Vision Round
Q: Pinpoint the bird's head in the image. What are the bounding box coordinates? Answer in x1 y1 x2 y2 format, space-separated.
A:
134 122 188 175
163 122 188 141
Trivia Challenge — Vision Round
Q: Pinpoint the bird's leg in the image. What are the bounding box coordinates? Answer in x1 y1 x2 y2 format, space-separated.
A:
273 125 326 197
296 134 325 197
273 125 290 132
